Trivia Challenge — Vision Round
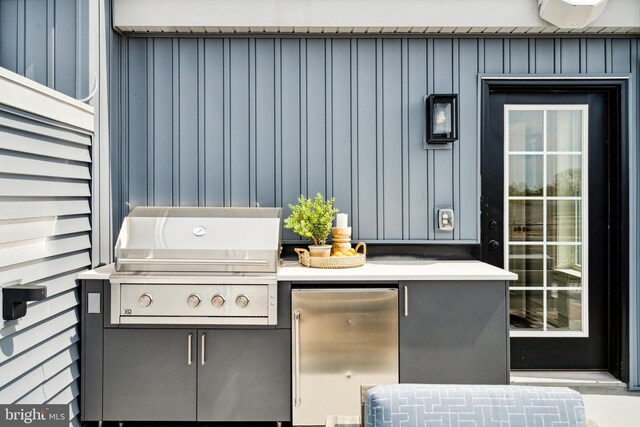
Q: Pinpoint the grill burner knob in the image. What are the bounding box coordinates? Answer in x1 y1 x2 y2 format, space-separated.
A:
187 294 202 308
235 295 249 308
138 293 153 308
211 295 225 308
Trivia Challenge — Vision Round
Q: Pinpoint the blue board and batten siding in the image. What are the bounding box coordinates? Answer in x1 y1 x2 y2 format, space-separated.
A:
0 0 90 425
0 0 90 99
117 35 640 389
117 36 638 245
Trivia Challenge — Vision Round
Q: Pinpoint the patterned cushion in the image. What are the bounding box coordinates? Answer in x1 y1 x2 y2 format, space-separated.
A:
365 384 586 427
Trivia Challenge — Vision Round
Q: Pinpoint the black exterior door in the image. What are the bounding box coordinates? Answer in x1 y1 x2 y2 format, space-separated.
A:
481 85 610 369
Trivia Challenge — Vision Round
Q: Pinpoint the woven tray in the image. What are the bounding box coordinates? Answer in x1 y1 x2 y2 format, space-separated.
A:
294 242 366 269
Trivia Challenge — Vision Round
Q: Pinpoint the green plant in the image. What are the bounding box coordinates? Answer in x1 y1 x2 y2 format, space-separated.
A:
284 193 339 246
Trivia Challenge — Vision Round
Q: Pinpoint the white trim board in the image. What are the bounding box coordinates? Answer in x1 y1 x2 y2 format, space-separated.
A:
0 67 94 132
112 0 640 34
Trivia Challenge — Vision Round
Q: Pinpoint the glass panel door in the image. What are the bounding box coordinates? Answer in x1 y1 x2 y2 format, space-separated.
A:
505 105 588 337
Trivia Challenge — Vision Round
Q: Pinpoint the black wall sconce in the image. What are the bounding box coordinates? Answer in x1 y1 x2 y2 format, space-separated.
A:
425 94 458 146
3 282 47 320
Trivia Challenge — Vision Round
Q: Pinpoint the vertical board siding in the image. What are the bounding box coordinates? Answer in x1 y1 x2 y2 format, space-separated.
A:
0 0 89 99
0 109 92 426
119 36 637 244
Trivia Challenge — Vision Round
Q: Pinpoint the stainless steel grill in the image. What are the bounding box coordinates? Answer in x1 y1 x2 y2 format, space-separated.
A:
110 207 282 325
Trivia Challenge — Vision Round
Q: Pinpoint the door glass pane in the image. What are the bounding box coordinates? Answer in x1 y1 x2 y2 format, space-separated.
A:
505 106 587 336
547 245 582 287
509 200 543 241
509 111 543 151
509 290 544 331
547 110 582 152
547 200 581 242
547 154 582 197
509 155 543 196
547 290 582 331
509 245 544 287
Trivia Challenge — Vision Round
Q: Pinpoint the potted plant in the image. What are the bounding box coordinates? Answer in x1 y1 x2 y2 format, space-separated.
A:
284 193 339 257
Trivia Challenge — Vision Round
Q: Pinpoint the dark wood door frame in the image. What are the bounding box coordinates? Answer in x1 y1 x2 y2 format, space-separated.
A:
479 77 629 382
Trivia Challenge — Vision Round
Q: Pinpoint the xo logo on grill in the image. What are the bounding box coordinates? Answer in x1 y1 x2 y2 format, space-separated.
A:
193 226 207 237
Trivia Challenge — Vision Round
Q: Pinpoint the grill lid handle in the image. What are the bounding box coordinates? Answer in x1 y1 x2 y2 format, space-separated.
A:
117 258 269 266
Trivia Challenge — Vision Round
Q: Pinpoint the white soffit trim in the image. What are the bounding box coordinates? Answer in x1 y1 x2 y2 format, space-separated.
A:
113 0 640 34
0 68 95 132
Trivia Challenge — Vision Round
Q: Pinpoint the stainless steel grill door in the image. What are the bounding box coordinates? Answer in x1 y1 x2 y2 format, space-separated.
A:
292 289 398 426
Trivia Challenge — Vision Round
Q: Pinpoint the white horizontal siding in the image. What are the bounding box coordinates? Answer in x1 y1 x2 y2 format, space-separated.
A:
0 198 91 220
0 234 92 267
0 71 92 427
0 252 91 284
0 343 79 402
0 151 91 180
0 326 79 385
0 215 91 244
0 176 91 197
0 309 80 363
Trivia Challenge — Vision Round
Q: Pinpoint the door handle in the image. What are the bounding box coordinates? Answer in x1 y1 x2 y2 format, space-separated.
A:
187 333 193 365
201 333 206 366
293 311 301 407
488 240 500 251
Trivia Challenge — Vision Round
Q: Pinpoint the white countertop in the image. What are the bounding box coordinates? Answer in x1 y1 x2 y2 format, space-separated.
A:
78 260 516 281
278 260 516 281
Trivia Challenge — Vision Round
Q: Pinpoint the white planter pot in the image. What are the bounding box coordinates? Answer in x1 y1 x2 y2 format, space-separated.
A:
308 244 332 257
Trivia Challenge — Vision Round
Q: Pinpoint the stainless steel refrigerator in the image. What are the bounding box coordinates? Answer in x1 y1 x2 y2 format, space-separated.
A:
291 288 398 426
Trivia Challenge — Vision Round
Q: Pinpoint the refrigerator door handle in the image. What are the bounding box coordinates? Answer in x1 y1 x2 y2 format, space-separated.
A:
293 311 301 407
404 286 409 317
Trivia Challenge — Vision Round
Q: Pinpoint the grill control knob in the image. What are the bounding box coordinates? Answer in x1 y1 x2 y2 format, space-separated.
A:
138 293 153 308
211 295 225 308
187 294 202 308
235 295 249 308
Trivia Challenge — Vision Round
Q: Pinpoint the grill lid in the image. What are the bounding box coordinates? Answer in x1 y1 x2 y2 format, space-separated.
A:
115 207 282 273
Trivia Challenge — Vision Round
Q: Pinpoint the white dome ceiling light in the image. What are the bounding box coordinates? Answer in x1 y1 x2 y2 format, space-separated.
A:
538 0 608 28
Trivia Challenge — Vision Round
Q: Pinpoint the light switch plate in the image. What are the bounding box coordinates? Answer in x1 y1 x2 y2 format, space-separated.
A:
437 208 455 231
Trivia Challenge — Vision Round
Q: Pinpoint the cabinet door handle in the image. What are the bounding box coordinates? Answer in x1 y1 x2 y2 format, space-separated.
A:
404 286 409 317
201 333 206 366
188 333 193 365
293 311 301 407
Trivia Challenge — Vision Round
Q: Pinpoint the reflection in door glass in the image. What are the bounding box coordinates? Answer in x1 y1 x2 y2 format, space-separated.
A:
547 245 582 288
509 200 543 241
509 290 544 331
547 290 582 331
547 200 581 242
509 155 544 196
508 245 544 287
509 111 543 151
547 110 582 152
505 106 587 336
547 155 582 197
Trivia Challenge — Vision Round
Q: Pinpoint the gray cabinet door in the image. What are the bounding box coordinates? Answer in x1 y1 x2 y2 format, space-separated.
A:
399 281 509 384
197 329 291 421
103 328 197 421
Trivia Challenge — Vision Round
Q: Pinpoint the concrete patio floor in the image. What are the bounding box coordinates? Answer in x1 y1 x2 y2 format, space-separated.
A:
512 371 640 427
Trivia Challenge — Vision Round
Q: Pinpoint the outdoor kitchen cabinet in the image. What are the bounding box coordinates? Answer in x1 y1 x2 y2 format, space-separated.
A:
398 280 509 384
101 327 291 422
197 329 290 421
103 328 198 421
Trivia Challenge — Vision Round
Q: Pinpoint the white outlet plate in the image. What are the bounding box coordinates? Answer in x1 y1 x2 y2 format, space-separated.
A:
437 208 455 231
